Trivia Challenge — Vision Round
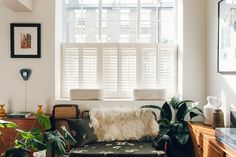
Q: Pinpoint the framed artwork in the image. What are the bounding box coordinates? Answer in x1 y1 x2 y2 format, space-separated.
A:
10 23 41 58
218 0 236 73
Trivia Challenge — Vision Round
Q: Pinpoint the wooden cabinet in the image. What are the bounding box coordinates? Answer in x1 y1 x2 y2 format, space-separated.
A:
0 115 43 155
188 122 236 157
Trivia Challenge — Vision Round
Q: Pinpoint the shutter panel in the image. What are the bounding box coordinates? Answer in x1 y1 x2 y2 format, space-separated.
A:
82 48 98 88
158 45 177 97
140 47 157 88
102 48 118 97
121 48 136 97
61 47 79 98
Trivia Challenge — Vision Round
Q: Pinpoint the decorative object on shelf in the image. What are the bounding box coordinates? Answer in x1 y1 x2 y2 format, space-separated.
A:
0 104 6 117
213 109 225 128
20 68 32 112
218 0 236 73
204 96 222 125
10 23 41 58
37 104 44 114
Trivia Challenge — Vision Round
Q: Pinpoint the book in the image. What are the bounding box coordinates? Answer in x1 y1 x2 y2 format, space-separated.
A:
7 112 32 118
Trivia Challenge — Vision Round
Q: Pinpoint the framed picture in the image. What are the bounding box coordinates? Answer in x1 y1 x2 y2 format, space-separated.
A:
218 0 236 73
10 23 41 58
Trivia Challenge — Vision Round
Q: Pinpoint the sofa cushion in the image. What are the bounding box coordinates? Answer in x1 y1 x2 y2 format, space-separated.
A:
89 108 159 141
68 118 97 146
69 141 166 157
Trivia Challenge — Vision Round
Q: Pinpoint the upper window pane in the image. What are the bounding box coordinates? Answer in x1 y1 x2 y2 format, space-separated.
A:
64 0 176 44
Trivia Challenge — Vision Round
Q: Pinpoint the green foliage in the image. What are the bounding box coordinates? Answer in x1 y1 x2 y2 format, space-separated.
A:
142 96 203 145
1 113 76 157
36 113 51 130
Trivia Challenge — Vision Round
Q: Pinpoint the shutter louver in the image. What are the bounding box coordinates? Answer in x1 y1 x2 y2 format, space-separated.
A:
102 48 118 97
121 48 136 97
82 48 98 88
140 47 157 88
158 45 177 97
61 47 79 98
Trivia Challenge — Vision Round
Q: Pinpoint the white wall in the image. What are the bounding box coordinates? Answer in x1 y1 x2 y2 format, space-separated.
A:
0 0 55 113
206 0 236 126
181 0 206 106
0 0 207 114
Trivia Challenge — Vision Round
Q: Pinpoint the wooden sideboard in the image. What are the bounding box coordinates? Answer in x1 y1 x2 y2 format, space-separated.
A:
0 115 43 154
188 122 236 157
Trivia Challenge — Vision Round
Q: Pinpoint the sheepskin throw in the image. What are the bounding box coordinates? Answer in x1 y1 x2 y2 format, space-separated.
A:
89 108 159 141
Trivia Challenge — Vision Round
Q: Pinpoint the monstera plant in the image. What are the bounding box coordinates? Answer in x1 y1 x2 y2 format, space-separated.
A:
142 96 203 146
0 114 76 157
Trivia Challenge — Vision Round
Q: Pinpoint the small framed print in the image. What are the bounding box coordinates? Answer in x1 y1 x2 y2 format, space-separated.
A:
10 23 41 58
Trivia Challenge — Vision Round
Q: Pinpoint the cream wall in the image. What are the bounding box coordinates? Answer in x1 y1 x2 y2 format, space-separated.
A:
206 0 236 126
0 0 207 113
0 0 55 113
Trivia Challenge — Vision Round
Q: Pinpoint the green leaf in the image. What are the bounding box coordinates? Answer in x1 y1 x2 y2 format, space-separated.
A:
177 100 194 109
16 129 34 139
0 120 17 129
141 105 164 112
161 102 172 121
45 130 66 155
3 148 31 157
176 103 188 122
190 112 203 120
0 131 2 137
36 114 51 130
28 139 47 151
174 133 189 145
61 126 76 145
170 96 180 109
31 128 43 142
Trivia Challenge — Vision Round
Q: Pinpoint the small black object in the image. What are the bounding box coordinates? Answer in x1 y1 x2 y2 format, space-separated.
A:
20 69 32 81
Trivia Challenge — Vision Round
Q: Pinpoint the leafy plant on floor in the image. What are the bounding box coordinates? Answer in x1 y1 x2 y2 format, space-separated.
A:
142 96 203 145
0 114 76 157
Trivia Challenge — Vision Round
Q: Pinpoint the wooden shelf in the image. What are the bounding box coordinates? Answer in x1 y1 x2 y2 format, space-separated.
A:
188 122 236 157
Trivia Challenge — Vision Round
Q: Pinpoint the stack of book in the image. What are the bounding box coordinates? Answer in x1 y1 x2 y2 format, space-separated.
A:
7 112 32 118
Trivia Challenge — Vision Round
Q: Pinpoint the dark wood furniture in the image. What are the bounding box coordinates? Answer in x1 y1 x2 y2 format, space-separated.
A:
0 115 43 154
188 122 236 157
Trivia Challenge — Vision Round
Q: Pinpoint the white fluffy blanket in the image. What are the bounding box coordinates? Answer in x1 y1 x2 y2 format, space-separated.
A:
89 108 159 141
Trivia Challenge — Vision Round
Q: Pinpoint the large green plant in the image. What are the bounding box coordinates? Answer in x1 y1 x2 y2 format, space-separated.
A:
142 96 203 145
0 114 76 157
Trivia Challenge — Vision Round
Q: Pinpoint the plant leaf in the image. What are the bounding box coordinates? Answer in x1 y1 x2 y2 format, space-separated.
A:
3 148 31 157
190 112 203 120
176 103 188 122
31 128 43 142
45 131 66 155
16 129 34 139
175 133 189 145
170 96 180 109
161 102 172 121
61 126 77 145
28 139 47 151
0 120 17 129
141 105 164 112
36 114 51 130
177 100 193 109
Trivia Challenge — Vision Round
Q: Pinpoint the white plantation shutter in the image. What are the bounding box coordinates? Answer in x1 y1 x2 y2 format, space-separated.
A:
61 46 79 98
158 44 177 97
140 47 157 88
61 43 177 99
82 48 98 88
121 47 137 97
102 47 118 97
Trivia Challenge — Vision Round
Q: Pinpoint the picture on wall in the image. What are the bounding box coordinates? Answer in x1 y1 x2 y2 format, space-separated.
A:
10 23 41 58
218 0 236 73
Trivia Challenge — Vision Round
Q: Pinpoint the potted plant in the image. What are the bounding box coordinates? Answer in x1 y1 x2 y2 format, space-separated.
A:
142 96 203 157
0 114 76 157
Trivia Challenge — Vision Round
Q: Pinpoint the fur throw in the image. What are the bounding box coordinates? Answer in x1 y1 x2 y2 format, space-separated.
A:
89 108 159 141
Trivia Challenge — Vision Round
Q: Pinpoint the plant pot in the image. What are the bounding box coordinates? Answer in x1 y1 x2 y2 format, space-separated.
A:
33 150 46 157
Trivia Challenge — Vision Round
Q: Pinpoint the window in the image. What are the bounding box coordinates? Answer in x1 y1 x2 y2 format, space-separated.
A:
61 0 177 99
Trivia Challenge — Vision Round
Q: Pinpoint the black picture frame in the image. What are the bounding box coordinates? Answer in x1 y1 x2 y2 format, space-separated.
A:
218 0 236 73
10 23 41 58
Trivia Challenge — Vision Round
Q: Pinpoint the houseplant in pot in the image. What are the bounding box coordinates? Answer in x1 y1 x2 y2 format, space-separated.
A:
0 114 76 157
142 96 203 157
